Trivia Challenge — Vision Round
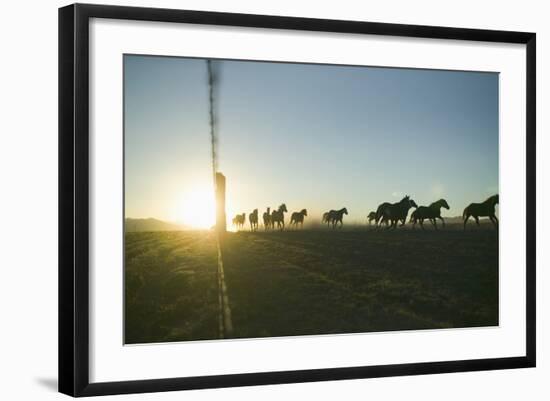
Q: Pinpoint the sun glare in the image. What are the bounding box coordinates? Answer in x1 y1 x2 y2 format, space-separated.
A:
177 187 216 229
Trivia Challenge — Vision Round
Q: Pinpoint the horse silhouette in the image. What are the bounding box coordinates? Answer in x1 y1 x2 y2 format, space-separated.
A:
367 211 377 225
375 202 392 227
249 209 258 232
262 207 272 230
463 194 499 229
328 208 348 229
410 199 450 230
271 204 288 231
378 196 417 229
322 212 330 227
232 213 246 230
290 209 307 229
324 210 338 227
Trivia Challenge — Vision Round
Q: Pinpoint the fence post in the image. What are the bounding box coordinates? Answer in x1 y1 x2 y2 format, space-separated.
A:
215 172 226 233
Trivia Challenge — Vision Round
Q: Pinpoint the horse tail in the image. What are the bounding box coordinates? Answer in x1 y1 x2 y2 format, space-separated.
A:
462 206 469 220
375 205 384 222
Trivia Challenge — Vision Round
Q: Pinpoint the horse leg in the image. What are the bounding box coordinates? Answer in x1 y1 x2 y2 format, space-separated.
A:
463 215 469 230
439 216 445 228
432 218 437 230
420 219 425 230
474 216 480 226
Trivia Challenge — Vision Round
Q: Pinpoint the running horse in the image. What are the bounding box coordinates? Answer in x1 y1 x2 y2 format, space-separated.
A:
374 202 392 228
232 213 246 230
367 211 377 225
262 207 272 230
377 196 418 229
322 212 330 227
249 209 259 232
463 194 499 229
328 207 348 229
290 209 308 229
271 204 288 231
410 199 450 230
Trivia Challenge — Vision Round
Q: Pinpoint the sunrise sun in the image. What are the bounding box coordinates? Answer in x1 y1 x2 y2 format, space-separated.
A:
176 187 216 229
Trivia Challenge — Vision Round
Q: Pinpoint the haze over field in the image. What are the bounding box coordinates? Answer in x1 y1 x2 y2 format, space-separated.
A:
124 56 498 229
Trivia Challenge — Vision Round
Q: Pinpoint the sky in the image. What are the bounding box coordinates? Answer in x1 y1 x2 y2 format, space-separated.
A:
124 55 499 227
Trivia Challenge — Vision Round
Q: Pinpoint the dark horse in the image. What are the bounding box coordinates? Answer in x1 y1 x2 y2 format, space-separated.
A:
367 211 377 225
377 196 417 229
232 213 245 230
328 208 348 229
271 204 288 231
322 212 330 227
262 207 272 230
410 199 450 230
375 202 392 228
249 209 258 232
463 194 499 229
290 209 307 229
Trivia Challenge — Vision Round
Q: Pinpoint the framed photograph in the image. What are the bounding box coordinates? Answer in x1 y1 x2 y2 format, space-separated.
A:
59 3 536 397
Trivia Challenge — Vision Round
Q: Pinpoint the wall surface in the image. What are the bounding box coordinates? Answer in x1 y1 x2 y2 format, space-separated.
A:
0 0 547 399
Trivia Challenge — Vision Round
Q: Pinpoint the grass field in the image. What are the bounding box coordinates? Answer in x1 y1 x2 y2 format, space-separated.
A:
124 226 498 344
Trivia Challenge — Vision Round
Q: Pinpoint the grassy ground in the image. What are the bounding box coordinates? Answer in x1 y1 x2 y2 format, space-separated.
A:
124 225 498 344
124 231 219 344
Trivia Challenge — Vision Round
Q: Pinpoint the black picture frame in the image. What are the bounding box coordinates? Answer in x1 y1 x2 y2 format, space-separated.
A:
59 3 536 397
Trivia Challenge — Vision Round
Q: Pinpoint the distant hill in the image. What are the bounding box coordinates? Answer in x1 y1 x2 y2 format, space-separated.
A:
125 218 187 232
